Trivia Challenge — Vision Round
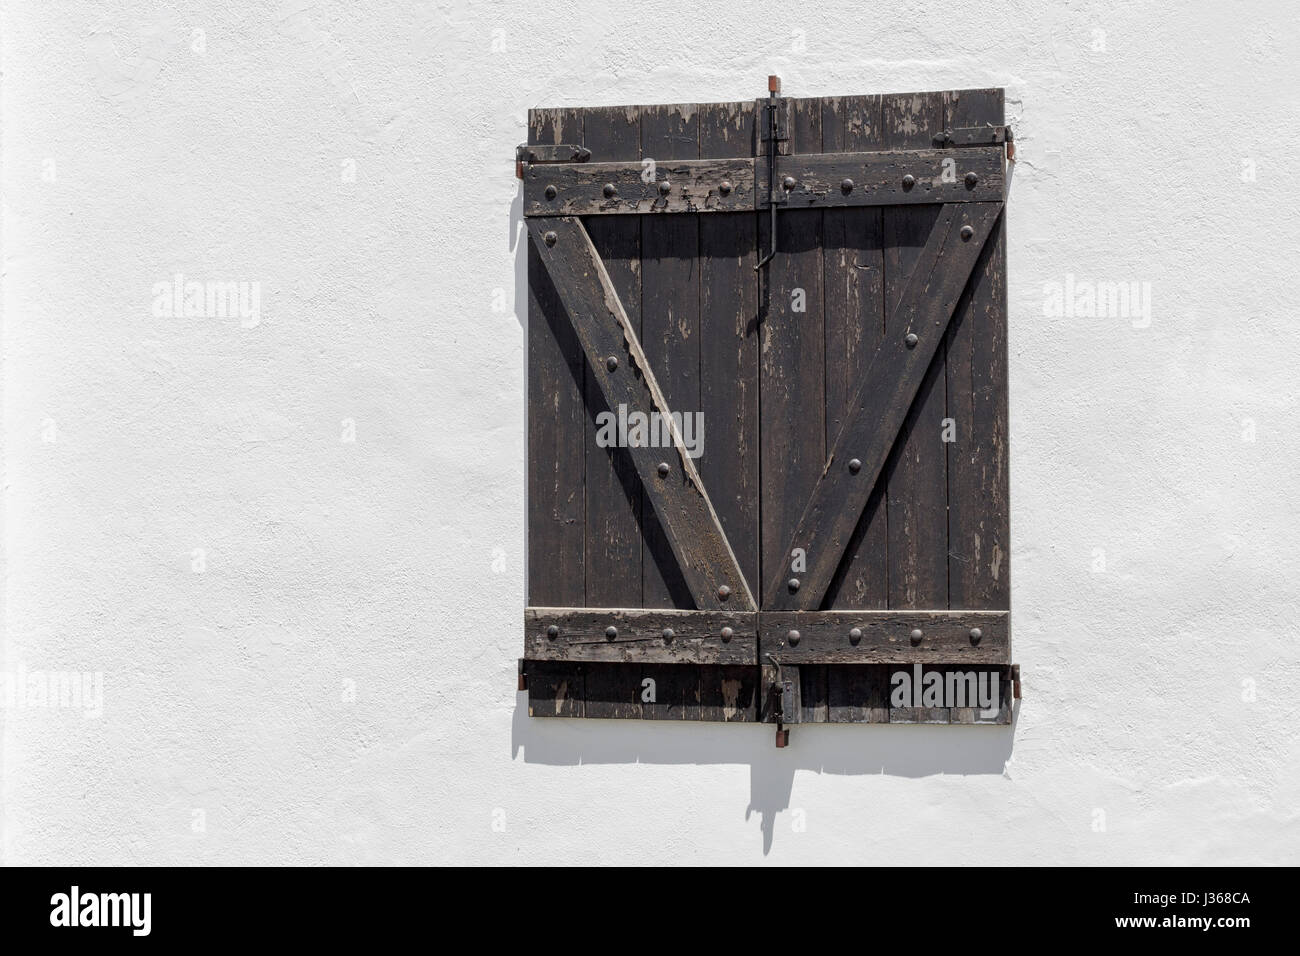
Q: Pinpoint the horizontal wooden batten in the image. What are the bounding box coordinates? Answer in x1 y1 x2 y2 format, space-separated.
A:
759 611 1009 664
523 147 1003 215
765 146 1004 209
525 608 758 664
524 158 754 215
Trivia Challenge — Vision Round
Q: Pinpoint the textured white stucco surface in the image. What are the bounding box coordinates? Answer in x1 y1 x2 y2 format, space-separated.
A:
2 0 1298 864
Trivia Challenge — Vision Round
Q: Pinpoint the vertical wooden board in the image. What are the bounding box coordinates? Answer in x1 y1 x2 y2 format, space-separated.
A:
700 663 758 722
527 108 586 715
640 103 701 717
820 95 891 722
581 106 643 613
526 661 583 718
760 97 826 720
881 93 949 723
583 662 643 719
699 101 760 721
640 103 700 613
828 666 890 722
943 89 1010 616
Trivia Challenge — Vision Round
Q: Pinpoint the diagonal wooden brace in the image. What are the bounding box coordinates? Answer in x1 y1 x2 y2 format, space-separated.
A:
767 201 1005 610
528 216 757 612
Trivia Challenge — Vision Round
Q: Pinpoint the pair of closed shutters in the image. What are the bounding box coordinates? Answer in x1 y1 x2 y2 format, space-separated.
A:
520 86 1014 738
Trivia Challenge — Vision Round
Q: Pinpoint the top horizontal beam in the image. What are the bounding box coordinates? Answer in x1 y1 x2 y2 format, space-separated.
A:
522 146 1005 215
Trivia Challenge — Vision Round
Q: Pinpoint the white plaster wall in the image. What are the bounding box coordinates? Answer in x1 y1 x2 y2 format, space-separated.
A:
2 0 1297 864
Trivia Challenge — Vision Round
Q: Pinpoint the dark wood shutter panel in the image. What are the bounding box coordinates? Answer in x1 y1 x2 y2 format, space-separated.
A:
521 86 1014 738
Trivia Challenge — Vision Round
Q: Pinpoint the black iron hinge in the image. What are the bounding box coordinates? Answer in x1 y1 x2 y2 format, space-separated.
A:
934 125 1015 160
515 143 592 178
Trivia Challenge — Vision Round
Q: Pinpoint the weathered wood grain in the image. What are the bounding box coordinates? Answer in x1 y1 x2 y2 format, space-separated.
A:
759 610 1008 664
524 157 753 215
763 147 1003 208
698 100 761 721
944 90 1011 617
765 201 1003 612
524 607 757 664
527 216 756 613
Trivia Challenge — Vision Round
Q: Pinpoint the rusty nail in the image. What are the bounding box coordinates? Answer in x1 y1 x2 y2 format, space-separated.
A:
605 626 617 640
902 174 915 189
720 626 733 642
788 577 800 592
606 355 619 372
547 625 559 639
969 627 982 645
849 627 863 644
905 333 918 348
658 181 671 195
787 629 800 646
662 628 674 641
848 458 862 474
960 225 974 241
544 184 557 200
543 231 557 246
965 171 978 188
657 461 670 477
910 628 923 645
782 175 796 191
840 178 854 193
719 180 733 195
717 585 731 601
603 183 616 198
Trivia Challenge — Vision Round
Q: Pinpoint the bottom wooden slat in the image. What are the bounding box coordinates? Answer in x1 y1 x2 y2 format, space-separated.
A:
524 662 1013 724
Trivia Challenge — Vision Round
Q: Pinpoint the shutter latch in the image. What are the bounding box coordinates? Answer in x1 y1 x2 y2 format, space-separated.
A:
767 652 796 747
754 75 786 272
933 124 1016 162
515 143 592 179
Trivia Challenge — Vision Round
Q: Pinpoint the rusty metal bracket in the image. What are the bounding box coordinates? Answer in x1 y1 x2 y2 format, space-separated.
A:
516 143 592 178
755 75 785 272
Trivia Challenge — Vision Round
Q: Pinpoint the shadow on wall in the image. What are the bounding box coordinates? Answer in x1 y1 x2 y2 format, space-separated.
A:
510 701 1017 854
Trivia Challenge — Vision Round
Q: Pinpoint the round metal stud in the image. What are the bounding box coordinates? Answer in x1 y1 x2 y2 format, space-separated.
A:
849 627 863 644
905 333 919 348
544 231 557 246
717 585 732 601
840 178 854 193
544 184 557 200
719 181 733 196
657 461 670 477
909 628 923 645
606 355 619 372
787 629 801 646
659 180 671 195
902 174 916 189
603 183 617 198
960 225 974 241
782 175 797 191
662 627 675 641
848 458 862 474
788 577 800 592
969 627 982 645
964 171 978 188
720 626 733 642
547 625 559 639
605 626 618 640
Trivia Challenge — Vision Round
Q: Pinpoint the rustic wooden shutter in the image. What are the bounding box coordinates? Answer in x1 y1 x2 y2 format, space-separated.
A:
519 84 1017 743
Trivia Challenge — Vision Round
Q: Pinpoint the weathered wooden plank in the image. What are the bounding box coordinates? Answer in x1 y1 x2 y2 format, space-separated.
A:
525 660 583 718
524 147 1002 215
524 607 757 664
759 610 1008 664
526 108 586 718
944 90 1011 616
828 665 889 722
639 102 706 718
581 106 643 617
524 157 753 215
527 216 755 613
699 99 761 721
882 97 950 714
583 663 643 719
765 201 1003 612
762 147 1003 208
